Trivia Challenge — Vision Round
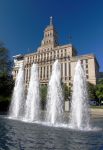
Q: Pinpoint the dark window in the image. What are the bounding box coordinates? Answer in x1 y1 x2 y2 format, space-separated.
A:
65 63 67 76
86 70 88 74
47 66 48 78
44 67 45 78
86 64 88 68
86 75 89 79
69 63 71 76
81 60 83 64
86 59 88 63
61 63 63 77
40 67 42 78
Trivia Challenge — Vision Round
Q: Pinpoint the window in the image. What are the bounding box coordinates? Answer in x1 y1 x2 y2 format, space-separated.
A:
65 63 67 76
86 75 89 79
61 63 63 77
50 65 52 73
69 63 71 76
40 67 42 78
81 60 83 64
44 67 45 78
86 64 88 68
47 66 48 78
86 59 88 63
86 70 88 74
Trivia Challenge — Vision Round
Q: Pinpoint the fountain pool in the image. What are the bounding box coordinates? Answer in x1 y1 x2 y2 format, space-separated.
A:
0 115 103 150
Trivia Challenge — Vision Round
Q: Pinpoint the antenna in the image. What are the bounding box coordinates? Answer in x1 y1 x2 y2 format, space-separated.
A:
50 16 53 25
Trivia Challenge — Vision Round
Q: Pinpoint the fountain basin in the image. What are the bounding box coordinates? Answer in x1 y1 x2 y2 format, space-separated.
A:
0 115 103 150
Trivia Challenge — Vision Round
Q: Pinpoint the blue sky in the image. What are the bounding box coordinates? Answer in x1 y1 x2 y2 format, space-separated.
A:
0 0 103 71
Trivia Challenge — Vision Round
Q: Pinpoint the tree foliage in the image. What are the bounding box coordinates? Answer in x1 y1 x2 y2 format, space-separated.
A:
96 79 103 100
0 75 14 97
87 82 97 100
0 42 9 76
0 42 14 109
62 83 71 101
40 85 47 110
87 80 103 105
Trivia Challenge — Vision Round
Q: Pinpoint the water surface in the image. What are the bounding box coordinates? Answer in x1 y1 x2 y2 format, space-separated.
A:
0 115 103 150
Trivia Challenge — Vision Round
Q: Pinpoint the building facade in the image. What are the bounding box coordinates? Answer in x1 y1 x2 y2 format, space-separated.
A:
12 17 99 90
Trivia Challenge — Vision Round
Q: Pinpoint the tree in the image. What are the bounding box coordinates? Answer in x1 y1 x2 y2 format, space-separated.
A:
87 82 97 100
62 83 71 101
0 42 9 76
0 42 14 111
95 79 103 105
0 42 13 76
40 85 47 110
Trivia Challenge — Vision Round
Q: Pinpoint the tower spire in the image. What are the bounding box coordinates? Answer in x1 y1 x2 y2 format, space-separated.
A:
50 16 53 26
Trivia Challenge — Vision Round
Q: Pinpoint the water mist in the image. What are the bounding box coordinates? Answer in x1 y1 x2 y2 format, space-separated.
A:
24 64 40 122
9 64 25 119
46 60 64 125
69 60 90 130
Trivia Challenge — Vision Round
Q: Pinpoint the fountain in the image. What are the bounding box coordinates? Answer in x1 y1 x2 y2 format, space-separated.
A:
46 60 64 125
9 64 25 119
5 59 102 150
23 64 40 122
69 60 90 130
8 59 91 130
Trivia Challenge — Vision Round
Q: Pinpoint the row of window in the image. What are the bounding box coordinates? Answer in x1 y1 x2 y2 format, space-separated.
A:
26 49 69 63
43 40 51 44
14 60 89 80
45 32 53 37
23 62 71 81
81 59 89 79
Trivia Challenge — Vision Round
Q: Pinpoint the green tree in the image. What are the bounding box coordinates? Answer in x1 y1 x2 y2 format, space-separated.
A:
0 42 14 111
95 79 103 105
62 83 71 101
0 42 9 76
40 85 47 110
87 82 97 100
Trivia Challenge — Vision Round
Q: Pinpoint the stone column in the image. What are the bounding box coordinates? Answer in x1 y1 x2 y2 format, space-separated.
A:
67 62 69 79
48 64 50 79
42 66 44 80
28 67 30 81
39 66 40 80
27 68 28 81
45 66 47 79
25 68 27 82
63 62 65 78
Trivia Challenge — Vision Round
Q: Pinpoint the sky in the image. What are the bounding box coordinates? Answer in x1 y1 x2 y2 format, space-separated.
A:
0 0 103 71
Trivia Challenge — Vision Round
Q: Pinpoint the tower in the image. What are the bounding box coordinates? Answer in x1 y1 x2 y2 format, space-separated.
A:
40 17 59 51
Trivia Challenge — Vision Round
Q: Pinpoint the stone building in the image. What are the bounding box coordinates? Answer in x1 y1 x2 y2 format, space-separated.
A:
12 17 99 90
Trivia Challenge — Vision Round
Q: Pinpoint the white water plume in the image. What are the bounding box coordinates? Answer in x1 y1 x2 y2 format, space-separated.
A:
69 60 90 130
46 60 64 125
9 64 25 119
24 64 40 122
